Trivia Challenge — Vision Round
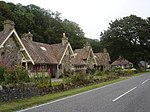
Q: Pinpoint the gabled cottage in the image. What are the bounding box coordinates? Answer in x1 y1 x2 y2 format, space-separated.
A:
95 49 111 71
22 33 74 78
111 56 133 69
0 20 33 67
73 42 97 71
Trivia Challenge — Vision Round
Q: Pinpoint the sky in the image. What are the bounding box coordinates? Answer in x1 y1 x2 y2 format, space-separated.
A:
3 0 150 39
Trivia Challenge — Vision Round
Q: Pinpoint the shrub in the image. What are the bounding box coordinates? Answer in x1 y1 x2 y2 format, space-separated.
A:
70 73 85 83
138 66 145 72
124 69 134 76
86 67 95 75
3 68 15 84
94 71 107 76
1 65 30 85
63 77 71 84
31 72 52 87
0 65 6 83
113 68 124 76
63 73 86 84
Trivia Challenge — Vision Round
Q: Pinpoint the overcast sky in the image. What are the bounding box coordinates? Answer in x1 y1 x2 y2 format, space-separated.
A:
3 0 150 39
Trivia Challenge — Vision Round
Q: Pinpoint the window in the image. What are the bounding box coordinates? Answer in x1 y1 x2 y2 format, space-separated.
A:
1 51 4 55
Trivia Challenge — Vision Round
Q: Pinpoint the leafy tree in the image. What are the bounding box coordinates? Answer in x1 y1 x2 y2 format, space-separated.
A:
100 15 150 67
0 1 86 50
0 1 15 30
87 39 101 53
62 19 86 49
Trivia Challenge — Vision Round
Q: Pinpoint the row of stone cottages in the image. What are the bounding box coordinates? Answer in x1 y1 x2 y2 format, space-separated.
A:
0 20 132 78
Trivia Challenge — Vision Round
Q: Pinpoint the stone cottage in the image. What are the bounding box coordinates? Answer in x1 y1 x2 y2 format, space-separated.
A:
111 56 133 69
22 33 74 78
95 49 111 71
0 20 33 67
73 42 97 72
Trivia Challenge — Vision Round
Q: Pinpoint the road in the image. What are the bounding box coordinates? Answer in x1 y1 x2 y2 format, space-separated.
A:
18 73 150 112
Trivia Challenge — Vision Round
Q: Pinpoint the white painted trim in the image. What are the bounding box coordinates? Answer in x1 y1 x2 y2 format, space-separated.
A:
1 29 35 65
13 30 35 65
1 30 14 46
68 43 75 57
0 45 4 48
87 48 97 65
92 50 97 65
58 43 74 65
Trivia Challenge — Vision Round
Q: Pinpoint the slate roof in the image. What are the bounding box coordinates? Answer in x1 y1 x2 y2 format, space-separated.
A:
73 48 90 65
95 53 110 66
111 56 133 66
22 37 67 64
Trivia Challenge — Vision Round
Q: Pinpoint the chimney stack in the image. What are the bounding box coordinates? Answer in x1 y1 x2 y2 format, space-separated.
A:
62 33 68 45
103 48 107 53
85 41 91 51
28 32 33 41
21 32 33 41
3 20 15 32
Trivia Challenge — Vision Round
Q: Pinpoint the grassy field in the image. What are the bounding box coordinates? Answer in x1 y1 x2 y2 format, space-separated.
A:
0 77 126 112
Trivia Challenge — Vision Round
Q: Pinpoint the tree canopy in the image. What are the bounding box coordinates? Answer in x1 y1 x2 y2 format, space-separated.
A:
100 15 150 67
0 1 86 50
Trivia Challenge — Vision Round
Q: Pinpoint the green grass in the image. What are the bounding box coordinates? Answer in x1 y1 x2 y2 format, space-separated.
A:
1 72 149 112
0 77 125 112
131 71 150 77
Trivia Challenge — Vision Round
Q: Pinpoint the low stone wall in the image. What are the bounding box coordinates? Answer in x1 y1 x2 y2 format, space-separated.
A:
0 83 39 102
0 76 118 103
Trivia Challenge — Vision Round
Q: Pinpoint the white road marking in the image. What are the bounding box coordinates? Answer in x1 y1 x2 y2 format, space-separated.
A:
112 87 137 102
17 76 141 112
142 79 149 85
17 79 130 112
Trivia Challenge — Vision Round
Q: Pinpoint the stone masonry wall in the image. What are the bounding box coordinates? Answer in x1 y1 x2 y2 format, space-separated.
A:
0 75 118 103
0 34 22 66
0 83 39 102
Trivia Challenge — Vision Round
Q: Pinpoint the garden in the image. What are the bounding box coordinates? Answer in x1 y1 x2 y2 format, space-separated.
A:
0 64 138 103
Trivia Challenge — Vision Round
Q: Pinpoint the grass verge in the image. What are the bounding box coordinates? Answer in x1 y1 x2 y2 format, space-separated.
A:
0 77 126 112
131 71 150 77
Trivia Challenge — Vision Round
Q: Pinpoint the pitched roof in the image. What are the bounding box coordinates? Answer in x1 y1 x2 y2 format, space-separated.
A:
22 37 67 64
0 30 34 64
95 53 110 66
111 56 133 66
73 48 90 65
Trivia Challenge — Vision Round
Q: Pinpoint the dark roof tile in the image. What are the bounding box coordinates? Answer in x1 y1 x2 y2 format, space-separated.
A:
111 56 132 66
73 48 89 65
22 37 67 64
95 53 110 66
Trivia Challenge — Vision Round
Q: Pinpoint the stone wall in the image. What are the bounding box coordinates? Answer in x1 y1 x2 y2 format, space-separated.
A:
60 46 73 76
0 83 39 102
0 34 22 66
0 75 118 103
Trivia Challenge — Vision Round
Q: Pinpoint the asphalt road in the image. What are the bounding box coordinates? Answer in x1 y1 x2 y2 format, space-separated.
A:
18 73 150 112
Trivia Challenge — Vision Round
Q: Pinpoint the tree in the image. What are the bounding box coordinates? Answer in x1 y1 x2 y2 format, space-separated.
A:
87 39 101 53
100 15 150 67
62 19 86 49
0 1 15 30
0 1 86 50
